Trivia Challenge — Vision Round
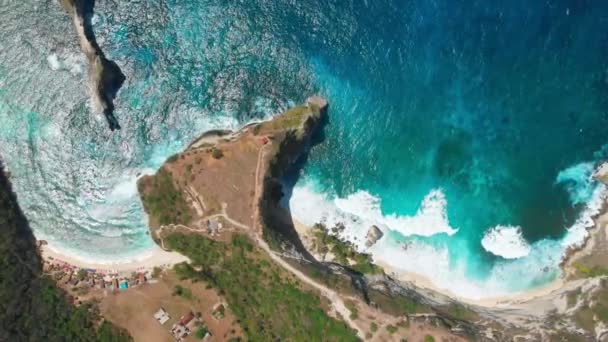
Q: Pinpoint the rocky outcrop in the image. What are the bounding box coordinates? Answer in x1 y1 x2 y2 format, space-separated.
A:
60 0 125 131
594 162 608 185
365 225 383 247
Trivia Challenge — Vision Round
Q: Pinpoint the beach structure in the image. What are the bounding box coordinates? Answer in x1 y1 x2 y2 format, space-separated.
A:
170 311 197 341
154 308 170 325
212 303 226 320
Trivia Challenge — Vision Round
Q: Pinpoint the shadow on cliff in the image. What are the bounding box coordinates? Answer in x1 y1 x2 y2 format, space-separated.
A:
0 161 41 274
262 105 329 261
71 0 126 131
259 105 371 300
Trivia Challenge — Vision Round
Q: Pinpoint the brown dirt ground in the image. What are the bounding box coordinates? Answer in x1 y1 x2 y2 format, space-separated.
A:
100 271 243 342
165 131 269 230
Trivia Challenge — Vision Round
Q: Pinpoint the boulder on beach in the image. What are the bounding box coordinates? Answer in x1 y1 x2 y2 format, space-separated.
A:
365 225 384 247
593 162 608 185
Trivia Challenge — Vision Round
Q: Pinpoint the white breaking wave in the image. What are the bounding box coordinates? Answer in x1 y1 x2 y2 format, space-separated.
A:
47 53 61 71
561 183 607 248
290 185 457 248
481 225 531 259
556 161 608 248
288 168 607 299
556 161 596 205
368 237 562 299
334 189 458 238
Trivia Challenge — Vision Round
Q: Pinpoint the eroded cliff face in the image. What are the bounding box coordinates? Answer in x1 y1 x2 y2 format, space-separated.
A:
60 0 125 131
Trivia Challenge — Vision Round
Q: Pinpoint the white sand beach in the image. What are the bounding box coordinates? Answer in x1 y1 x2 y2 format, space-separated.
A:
40 244 189 274
376 260 567 308
292 217 587 309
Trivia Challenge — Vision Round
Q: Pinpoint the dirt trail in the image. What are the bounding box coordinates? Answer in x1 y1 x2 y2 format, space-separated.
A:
249 141 365 338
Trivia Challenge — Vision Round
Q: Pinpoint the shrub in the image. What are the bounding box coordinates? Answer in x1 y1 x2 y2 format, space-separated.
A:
211 147 223 159
195 326 208 339
173 285 193 299
386 324 398 334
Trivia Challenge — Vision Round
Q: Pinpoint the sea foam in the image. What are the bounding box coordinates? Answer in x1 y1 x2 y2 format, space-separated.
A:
289 165 607 299
290 183 458 253
481 225 530 259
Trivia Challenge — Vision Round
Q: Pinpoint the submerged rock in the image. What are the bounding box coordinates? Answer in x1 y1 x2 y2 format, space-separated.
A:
365 225 384 247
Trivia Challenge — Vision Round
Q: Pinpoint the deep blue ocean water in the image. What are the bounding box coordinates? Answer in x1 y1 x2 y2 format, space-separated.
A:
1 0 607 297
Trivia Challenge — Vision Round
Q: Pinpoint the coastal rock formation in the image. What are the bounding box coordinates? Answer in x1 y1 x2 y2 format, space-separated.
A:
365 225 384 247
594 162 608 185
60 0 125 131
138 97 328 239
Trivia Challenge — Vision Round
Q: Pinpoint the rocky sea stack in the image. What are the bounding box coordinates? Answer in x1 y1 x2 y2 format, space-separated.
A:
60 0 125 131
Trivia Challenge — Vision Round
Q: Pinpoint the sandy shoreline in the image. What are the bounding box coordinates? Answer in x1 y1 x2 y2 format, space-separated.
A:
40 243 189 274
376 260 567 307
292 216 597 309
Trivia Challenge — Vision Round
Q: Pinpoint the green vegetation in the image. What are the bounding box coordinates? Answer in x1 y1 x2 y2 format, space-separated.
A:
270 105 308 130
194 326 209 339
311 224 383 275
441 303 479 321
345 300 358 320
211 147 224 159
367 289 430 315
0 163 131 341
424 335 436 342
370 322 378 332
574 263 608 278
138 168 192 226
166 233 358 341
386 324 398 334
173 285 193 299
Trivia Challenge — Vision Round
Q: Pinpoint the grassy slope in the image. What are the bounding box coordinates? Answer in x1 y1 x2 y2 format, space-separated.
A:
138 167 192 227
166 233 358 342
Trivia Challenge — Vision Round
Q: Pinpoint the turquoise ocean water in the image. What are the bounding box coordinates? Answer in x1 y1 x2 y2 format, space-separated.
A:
1 1 607 298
